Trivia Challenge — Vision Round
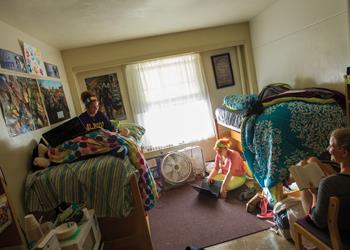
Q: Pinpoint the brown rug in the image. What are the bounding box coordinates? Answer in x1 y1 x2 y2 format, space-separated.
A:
149 184 272 250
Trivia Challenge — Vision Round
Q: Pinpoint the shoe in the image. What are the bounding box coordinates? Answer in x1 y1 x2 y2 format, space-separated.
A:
246 193 262 213
257 211 273 219
256 196 273 219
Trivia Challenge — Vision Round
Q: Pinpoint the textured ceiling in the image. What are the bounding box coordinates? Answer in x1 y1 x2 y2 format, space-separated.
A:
0 0 276 50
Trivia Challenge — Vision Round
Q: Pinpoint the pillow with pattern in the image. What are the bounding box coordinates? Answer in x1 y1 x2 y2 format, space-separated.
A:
111 120 145 144
223 94 258 110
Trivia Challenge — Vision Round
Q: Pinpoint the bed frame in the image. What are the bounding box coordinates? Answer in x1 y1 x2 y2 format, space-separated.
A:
98 174 153 250
214 119 298 202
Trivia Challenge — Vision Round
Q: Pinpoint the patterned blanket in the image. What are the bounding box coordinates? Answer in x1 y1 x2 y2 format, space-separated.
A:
27 129 158 215
241 101 345 190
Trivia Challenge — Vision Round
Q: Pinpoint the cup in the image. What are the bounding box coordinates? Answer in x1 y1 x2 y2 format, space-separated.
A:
24 214 43 244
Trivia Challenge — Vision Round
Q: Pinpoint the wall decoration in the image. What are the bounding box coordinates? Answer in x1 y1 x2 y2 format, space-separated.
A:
211 53 235 89
44 62 60 79
0 74 49 137
38 80 70 124
0 194 12 234
0 49 27 73
85 73 126 120
23 43 46 77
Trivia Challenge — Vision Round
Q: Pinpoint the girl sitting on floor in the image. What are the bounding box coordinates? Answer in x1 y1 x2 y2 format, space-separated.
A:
208 138 247 198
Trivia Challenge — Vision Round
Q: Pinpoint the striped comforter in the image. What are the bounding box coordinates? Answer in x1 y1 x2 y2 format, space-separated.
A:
25 155 138 218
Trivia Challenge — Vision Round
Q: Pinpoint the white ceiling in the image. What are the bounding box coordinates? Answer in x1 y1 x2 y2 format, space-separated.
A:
0 0 277 50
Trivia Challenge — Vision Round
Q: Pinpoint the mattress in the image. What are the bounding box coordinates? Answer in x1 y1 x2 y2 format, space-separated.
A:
215 105 246 132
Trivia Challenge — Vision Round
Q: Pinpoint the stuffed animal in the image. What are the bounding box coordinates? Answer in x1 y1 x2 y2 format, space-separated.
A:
33 143 51 169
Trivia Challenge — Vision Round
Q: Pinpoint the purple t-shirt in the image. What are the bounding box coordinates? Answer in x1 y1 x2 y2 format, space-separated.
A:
79 111 115 132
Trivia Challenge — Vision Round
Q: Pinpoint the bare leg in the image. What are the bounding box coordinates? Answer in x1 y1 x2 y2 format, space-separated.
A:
300 189 313 214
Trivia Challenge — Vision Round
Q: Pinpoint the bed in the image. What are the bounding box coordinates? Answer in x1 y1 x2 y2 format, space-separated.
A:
215 84 346 203
24 125 157 249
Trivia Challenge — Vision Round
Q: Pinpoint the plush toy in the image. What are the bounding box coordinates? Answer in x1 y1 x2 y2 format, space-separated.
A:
33 143 51 169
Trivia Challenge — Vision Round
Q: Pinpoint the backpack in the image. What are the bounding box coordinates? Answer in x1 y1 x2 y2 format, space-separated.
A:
273 197 305 241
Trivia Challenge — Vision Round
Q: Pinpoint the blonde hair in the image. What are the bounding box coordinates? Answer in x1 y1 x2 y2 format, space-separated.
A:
330 128 350 151
213 138 232 150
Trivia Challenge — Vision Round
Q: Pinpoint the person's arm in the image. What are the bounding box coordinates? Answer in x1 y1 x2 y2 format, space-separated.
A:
208 154 220 184
220 158 232 198
309 178 332 228
100 112 116 132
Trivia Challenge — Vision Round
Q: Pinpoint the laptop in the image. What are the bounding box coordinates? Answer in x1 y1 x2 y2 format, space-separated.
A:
191 179 222 198
42 117 87 147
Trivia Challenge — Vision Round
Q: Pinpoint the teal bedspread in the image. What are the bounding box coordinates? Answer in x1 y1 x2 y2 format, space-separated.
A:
241 101 345 189
25 155 138 218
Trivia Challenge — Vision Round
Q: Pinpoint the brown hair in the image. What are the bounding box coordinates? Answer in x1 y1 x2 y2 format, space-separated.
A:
330 128 350 151
81 91 97 108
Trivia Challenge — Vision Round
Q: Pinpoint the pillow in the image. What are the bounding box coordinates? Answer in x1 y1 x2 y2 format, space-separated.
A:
111 120 145 144
223 94 258 111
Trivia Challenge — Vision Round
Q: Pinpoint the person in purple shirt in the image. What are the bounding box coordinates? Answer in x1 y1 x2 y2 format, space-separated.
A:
79 91 116 132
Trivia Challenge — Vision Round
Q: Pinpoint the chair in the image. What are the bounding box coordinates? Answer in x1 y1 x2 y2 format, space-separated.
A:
293 196 350 250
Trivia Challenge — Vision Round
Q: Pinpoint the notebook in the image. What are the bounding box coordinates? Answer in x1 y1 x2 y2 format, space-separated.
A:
42 117 87 147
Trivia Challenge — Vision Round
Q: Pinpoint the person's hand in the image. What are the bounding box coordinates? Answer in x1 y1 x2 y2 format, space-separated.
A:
208 177 214 185
119 127 130 137
308 182 318 196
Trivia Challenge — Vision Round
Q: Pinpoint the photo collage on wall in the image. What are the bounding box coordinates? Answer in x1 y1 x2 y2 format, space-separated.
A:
85 73 126 120
0 43 69 137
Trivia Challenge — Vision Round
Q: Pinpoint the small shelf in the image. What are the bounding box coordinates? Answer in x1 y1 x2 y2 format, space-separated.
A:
0 67 60 81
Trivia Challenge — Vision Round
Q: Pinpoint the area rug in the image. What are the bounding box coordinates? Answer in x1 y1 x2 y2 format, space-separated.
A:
149 184 272 250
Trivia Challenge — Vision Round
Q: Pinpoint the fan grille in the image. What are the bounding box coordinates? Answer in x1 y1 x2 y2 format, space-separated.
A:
160 152 192 185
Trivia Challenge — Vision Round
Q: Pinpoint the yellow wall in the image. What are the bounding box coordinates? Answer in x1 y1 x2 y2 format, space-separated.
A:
0 20 75 220
250 0 349 93
62 23 258 160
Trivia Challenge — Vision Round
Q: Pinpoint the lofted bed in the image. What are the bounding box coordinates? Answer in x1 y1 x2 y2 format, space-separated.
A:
214 83 346 203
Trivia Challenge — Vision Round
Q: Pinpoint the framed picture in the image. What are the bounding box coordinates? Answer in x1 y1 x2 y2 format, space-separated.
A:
44 62 60 79
38 80 70 124
0 74 49 137
0 49 27 73
211 53 235 89
85 73 126 120
23 42 46 77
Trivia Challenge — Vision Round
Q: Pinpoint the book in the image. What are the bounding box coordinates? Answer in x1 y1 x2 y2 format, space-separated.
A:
289 162 326 190
191 179 222 198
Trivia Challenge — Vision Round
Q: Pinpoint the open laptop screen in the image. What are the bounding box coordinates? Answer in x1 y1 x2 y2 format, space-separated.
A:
42 117 87 147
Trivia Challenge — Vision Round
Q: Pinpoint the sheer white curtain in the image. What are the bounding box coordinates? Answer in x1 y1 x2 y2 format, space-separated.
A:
125 54 214 149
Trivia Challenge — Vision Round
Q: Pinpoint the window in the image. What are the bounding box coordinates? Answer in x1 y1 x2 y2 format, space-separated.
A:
125 54 214 150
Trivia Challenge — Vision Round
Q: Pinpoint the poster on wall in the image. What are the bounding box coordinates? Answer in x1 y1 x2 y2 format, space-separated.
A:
0 74 49 137
44 62 60 79
38 80 70 124
84 73 126 120
23 42 46 77
0 194 12 234
0 49 27 73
